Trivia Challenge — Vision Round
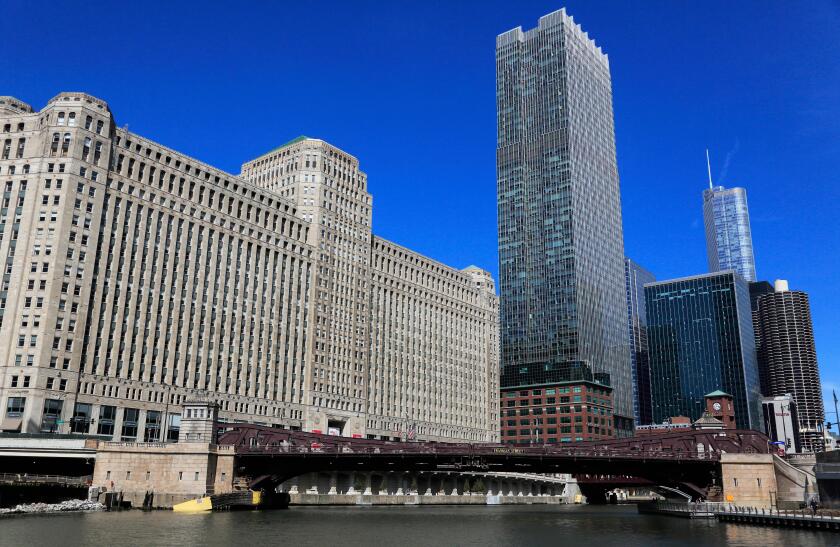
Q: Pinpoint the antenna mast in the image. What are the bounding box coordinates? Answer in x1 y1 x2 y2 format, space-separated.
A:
705 149 713 189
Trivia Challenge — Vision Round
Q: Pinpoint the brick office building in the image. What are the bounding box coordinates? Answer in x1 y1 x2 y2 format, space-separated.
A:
500 361 614 444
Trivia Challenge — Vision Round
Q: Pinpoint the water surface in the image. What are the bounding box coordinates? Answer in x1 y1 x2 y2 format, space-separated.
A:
0 504 833 546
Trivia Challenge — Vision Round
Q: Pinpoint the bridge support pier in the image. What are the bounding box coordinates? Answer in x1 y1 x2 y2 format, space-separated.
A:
362 473 372 495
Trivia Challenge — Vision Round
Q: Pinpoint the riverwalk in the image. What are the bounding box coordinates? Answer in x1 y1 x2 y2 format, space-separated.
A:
639 501 840 531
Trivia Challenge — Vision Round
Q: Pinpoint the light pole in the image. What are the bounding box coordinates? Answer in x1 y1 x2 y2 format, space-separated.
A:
834 390 839 436
528 408 534 446
780 401 789 454
161 384 172 442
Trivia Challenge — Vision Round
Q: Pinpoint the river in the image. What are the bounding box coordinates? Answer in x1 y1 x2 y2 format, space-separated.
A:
0 505 834 546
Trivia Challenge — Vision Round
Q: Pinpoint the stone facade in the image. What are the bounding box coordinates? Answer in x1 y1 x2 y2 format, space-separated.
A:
241 137 499 442
720 453 778 508
0 93 498 444
92 441 235 508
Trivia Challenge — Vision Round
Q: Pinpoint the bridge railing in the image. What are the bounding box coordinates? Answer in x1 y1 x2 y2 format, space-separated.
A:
641 500 727 514
0 473 92 486
719 505 840 521
231 442 722 460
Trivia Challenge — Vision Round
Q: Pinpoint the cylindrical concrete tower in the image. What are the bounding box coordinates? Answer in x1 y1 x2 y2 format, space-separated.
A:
757 282 825 451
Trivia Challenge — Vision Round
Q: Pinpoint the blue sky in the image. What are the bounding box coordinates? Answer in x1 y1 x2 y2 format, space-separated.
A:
3 1 839 419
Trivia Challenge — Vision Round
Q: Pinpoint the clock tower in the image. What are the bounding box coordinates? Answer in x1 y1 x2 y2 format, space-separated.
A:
705 390 736 429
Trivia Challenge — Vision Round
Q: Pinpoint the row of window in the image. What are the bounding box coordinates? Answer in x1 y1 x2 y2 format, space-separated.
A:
1 138 25 159
54 111 104 134
9 353 70 370
503 426 607 435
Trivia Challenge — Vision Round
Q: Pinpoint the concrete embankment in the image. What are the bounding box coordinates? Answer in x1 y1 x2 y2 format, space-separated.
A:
290 493 570 506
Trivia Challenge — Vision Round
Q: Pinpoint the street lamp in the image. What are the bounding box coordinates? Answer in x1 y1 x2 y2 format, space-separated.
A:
780 402 789 454
528 408 534 445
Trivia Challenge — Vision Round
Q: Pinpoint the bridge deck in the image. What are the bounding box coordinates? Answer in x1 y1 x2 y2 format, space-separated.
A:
218 425 769 461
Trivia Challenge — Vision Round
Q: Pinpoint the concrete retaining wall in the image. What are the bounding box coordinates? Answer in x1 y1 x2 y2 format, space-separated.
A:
290 493 568 506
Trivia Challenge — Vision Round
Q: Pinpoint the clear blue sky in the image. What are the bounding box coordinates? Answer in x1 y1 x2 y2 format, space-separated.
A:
3 1 839 418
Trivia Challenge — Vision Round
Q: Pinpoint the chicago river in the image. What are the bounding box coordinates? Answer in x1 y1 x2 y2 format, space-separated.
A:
0 506 833 547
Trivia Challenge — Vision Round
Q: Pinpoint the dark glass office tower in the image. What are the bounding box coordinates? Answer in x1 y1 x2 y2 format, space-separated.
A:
625 259 655 425
645 271 761 430
496 9 632 430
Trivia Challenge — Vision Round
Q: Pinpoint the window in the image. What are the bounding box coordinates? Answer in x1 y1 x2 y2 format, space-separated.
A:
97 405 116 436
167 414 181 442
40 399 63 432
6 397 25 417
121 408 139 441
144 410 162 441
71 402 92 433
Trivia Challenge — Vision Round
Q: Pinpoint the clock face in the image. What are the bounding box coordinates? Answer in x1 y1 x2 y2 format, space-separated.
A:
713 402 722 411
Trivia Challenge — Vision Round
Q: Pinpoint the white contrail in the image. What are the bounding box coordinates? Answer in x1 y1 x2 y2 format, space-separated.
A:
718 138 740 183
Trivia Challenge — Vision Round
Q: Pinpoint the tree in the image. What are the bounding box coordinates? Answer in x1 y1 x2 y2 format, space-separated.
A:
472 478 487 494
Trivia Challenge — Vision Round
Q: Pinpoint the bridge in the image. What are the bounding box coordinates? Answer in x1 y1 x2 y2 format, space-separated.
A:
217 425 769 499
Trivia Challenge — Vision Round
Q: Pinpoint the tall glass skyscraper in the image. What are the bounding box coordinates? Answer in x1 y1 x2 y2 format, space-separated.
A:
625 259 655 425
496 9 632 429
645 271 761 430
703 185 757 281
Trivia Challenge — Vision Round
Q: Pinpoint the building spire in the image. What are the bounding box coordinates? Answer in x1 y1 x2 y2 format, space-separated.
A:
705 149 714 189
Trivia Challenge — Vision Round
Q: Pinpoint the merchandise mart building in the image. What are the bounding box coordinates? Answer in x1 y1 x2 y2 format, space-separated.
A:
0 93 499 443
496 9 633 433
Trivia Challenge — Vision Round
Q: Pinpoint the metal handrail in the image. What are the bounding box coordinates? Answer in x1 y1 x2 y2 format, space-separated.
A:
715 503 840 521
0 473 92 486
233 443 725 459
